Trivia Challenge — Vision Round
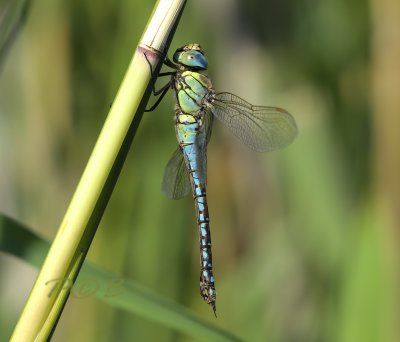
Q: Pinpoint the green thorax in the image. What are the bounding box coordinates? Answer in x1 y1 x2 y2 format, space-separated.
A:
174 71 213 114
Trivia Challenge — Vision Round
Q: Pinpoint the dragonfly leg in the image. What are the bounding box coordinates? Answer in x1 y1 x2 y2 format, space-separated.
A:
144 52 174 112
164 55 179 69
144 83 170 112
144 52 173 96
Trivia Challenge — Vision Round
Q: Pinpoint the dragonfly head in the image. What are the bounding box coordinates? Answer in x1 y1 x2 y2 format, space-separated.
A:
173 43 208 70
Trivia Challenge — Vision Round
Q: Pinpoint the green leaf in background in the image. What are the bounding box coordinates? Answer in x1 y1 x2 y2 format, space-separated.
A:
336 208 395 342
0 213 242 342
0 0 31 70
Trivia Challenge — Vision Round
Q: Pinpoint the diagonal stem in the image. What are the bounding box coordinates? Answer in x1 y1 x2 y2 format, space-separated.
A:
10 1 187 341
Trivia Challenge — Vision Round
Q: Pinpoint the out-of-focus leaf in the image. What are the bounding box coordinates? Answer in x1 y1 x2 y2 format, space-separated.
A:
0 214 48 267
0 214 242 342
0 0 31 70
336 209 394 342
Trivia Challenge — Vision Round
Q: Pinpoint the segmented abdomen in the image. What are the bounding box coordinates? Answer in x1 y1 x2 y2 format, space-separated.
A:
175 106 217 314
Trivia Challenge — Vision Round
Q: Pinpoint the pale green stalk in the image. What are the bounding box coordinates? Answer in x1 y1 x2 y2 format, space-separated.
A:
10 0 186 340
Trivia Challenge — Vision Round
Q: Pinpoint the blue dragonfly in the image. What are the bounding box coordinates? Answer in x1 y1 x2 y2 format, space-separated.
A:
145 43 297 316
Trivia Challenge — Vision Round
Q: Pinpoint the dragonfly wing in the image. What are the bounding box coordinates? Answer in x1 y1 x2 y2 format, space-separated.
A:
162 110 213 199
161 148 191 199
196 115 210 187
205 109 214 145
211 92 298 152
194 109 214 186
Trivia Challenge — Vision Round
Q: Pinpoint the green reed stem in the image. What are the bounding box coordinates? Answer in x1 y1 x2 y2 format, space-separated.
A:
10 1 186 340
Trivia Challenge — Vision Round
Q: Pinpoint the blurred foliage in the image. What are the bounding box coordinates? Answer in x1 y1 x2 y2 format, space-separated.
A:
0 215 241 342
0 0 399 341
0 0 31 71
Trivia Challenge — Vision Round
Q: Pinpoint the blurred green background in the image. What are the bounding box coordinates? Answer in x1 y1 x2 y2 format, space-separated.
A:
1 0 399 341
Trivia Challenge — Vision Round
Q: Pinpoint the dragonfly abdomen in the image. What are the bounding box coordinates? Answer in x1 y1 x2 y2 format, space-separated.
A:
175 110 217 314
186 154 216 314
195 194 217 314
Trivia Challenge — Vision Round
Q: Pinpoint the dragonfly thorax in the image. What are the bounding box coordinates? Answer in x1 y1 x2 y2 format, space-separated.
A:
174 70 213 115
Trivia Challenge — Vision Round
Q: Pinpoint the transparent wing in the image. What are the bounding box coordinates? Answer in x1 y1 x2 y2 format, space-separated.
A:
161 148 191 199
205 109 214 144
211 92 298 152
161 111 214 200
194 112 210 188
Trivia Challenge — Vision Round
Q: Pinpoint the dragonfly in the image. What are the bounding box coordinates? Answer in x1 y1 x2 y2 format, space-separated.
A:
145 43 297 316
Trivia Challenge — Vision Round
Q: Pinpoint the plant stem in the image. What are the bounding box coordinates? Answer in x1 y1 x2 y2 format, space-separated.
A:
10 1 186 340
